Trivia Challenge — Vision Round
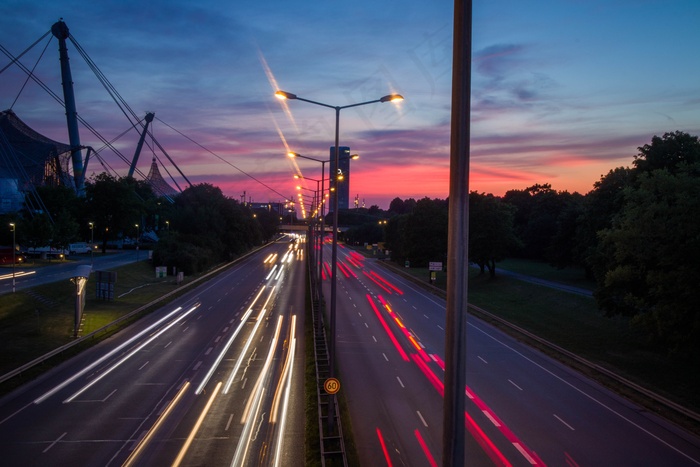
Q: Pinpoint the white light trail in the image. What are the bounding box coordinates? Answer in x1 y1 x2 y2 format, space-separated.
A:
64 304 200 403
222 286 277 394
195 286 267 395
172 381 222 467
231 316 283 467
34 306 186 404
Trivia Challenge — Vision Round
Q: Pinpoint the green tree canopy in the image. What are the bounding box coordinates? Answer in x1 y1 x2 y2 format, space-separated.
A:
468 192 520 277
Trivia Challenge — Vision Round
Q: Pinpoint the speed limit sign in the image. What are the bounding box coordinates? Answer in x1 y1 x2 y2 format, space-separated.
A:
324 377 341 395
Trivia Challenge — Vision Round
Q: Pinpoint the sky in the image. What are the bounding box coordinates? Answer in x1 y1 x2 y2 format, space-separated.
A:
1 0 699 211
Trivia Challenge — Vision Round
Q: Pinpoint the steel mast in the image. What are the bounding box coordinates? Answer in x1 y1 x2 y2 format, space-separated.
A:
51 19 85 195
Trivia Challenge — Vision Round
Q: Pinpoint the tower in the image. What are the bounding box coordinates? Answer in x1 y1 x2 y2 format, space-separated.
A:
328 146 351 211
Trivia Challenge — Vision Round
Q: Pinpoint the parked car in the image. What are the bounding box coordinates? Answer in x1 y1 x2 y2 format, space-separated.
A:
68 242 91 254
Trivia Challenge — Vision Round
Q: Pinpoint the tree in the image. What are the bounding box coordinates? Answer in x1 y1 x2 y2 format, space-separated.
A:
85 174 147 252
595 163 700 354
579 167 633 280
468 192 520 277
632 131 700 175
503 184 568 260
404 197 448 267
388 197 417 216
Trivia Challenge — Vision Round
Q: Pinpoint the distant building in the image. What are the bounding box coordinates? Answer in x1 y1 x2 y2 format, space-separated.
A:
328 146 351 211
145 157 178 199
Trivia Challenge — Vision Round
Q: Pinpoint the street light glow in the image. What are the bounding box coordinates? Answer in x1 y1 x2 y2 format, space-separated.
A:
380 93 404 103
275 90 297 100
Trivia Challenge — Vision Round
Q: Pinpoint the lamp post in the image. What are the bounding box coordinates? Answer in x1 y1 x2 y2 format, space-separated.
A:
276 90 404 428
289 151 359 286
135 224 139 261
89 222 94 269
294 173 324 284
9 223 16 293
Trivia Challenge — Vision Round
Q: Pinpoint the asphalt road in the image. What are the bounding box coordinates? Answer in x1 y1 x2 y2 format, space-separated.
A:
0 250 144 295
0 239 306 466
325 244 700 466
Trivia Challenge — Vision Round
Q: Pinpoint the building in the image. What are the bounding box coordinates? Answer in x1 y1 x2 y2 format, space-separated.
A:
0 109 75 213
328 146 351 211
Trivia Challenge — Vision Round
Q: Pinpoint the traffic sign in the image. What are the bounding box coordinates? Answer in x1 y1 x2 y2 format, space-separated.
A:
323 377 340 395
429 261 443 271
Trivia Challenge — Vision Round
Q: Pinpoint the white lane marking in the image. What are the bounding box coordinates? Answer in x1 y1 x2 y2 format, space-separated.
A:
509 379 523 391
483 410 501 427
164 341 172 349
364 322 369 328
424 314 429 319
43 432 67 453
437 325 444 330
554 414 575 431
205 347 213 355
513 442 537 464
417 411 428 427
225 414 234 431
215 336 222 343
478 356 488 364
193 361 202 371
397 377 405 388
372 336 377 342
138 361 149 371
469 323 700 466
382 353 389 361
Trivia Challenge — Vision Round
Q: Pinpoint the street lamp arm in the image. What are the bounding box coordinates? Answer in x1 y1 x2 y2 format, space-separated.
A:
288 152 324 163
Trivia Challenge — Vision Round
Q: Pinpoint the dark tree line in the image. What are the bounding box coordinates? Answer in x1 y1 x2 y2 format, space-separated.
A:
2 176 270 275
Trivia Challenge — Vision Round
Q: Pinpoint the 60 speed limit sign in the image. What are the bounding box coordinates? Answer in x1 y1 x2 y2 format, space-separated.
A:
323 377 340 395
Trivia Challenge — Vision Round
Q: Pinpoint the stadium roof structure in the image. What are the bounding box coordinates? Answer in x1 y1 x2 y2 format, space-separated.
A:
0 109 76 189
145 156 178 198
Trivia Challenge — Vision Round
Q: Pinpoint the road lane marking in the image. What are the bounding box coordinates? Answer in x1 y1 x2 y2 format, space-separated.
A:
397 376 405 388
193 361 202 371
417 411 428 427
382 353 389 361
138 361 149 370
205 347 213 355
554 414 575 430
483 410 501 427
478 356 488 364
437 325 444 330
43 432 67 453
513 442 537 464
508 379 523 391
372 336 377 342
225 413 234 431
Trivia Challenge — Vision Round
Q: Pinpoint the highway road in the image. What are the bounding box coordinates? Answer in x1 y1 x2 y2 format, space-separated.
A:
0 251 144 295
0 238 306 466
325 243 700 466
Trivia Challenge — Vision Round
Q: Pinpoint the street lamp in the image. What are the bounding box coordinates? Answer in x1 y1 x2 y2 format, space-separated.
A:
9 223 16 293
276 89 404 428
89 222 94 269
289 151 359 305
135 224 139 261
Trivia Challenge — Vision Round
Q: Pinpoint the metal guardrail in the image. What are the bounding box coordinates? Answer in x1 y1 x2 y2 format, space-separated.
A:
308 258 348 466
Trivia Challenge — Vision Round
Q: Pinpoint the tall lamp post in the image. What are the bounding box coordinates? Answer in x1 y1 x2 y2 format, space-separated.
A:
276 90 403 428
10 222 16 293
89 222 94 269
135 224 139 261
288 151 359 287
294 173 324 283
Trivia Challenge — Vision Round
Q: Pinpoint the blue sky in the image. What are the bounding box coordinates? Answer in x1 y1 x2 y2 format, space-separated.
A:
2 0 699 209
